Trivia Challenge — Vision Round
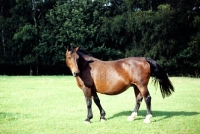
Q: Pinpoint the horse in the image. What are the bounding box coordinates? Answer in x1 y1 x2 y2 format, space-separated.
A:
65 46 174 124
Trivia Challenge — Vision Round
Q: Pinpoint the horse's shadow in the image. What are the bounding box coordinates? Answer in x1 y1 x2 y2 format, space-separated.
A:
107 110 200 122
0 112 30 124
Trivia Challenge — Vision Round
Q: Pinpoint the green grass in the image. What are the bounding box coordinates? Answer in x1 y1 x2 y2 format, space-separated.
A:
0 76 200 134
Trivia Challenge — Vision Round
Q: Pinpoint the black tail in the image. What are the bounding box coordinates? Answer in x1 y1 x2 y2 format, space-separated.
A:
145 58 174 98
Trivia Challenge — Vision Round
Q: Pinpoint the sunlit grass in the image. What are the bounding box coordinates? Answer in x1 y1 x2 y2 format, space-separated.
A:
0 76 200 134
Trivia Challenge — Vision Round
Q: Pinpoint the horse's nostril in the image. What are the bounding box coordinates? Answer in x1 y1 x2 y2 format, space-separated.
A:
73 72 79 77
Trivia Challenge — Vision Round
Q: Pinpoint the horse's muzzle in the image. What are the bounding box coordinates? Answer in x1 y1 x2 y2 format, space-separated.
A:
73 72 80 77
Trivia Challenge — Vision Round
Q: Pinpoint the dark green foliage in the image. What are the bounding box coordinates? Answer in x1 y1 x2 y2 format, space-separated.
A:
0 0 199 76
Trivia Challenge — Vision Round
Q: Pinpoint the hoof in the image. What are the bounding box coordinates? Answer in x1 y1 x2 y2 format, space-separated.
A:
127 112 137 121
84 121 91 124
127 116 134 121
143 114 152 124
100 118 106 122
143 119 151 124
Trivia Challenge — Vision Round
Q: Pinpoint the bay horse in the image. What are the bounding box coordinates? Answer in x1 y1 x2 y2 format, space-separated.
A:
65 47 174 123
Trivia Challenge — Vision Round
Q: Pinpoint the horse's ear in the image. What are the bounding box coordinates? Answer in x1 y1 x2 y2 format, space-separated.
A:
66 46 70 53
75 46 80 52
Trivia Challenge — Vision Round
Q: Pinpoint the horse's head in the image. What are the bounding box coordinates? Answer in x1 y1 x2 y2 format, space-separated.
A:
66 47 80 77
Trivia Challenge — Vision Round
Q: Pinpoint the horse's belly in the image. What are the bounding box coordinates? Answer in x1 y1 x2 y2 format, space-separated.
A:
94 78 131 95
91 61 131 95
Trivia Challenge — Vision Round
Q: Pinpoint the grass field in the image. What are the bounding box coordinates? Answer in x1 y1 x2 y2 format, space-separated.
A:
0 76 200 134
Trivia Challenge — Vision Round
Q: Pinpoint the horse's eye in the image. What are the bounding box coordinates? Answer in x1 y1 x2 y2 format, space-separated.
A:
68 57 71 60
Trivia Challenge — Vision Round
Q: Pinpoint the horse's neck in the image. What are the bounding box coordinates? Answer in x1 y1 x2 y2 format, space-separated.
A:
78 54 98 70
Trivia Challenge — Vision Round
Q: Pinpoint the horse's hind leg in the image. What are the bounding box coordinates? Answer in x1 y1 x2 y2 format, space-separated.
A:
92 92 106 122
143 92 152 123
139 86 152 123
128 85 143 121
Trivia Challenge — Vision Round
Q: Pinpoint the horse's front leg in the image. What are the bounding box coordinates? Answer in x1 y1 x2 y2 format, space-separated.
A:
85 96 93 123
93 92 106 122
76 76 93 123
83 88 93 123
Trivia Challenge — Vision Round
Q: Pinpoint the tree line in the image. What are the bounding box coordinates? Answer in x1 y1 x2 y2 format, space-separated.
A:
0 0 200 76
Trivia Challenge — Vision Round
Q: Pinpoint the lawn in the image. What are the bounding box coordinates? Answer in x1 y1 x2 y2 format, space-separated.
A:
0 76 200 134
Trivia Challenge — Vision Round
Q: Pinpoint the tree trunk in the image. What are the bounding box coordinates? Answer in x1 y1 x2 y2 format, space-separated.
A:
33 0 39 75
1 1 5 74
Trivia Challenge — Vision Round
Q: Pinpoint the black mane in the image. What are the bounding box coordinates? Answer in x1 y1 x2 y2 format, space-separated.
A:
71 46 90 56
78 49 91 56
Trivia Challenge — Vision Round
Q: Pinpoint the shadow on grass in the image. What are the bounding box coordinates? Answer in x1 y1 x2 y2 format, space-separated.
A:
0 112 29 124
107 110 200 122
